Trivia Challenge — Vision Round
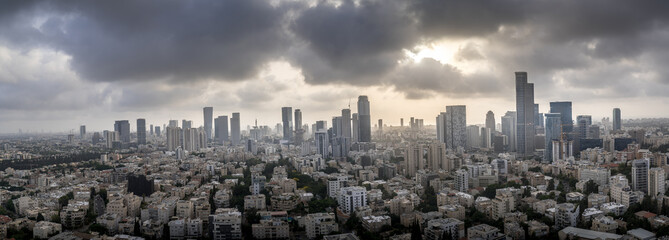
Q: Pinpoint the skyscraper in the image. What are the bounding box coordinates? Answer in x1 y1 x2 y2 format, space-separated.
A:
534 104 544 128
550 101 573 134
405 144 423 177
341 109 351 138
166 126 181 151
295 109 303 144
357 96 371 142
114 120 130 143
149 124 154 136
378 119 383 133
315 130 329 158
203 107 213 142
632 159 649 194
137 118 146 145
445 105 467 150
649 168 666 198
155 126 161 137
501 111 517 152
612 108 621 131
215 116 229 145
515 72 535 157
485 111 495 132
281 107 293 141
79 125 86 139
351 113 359 142
231 112 240 145
544 113 562 162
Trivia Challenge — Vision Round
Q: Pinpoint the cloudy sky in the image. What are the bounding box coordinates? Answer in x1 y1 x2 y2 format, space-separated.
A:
1 0 669 133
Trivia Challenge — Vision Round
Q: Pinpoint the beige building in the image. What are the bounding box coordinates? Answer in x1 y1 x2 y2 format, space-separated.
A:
304 213 339 239
244 194 267 210
591 215 618 233
438 204 465 220
252 219 290 239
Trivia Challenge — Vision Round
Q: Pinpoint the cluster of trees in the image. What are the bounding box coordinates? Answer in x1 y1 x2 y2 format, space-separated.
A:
0 151 104 171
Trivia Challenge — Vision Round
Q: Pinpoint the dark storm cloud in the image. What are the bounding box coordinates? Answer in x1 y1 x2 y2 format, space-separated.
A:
3 0 669 105
0 0 292 82
290 0 417 85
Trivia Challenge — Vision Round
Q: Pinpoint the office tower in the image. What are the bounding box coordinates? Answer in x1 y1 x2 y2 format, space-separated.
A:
428 143 448 171
281 107 293 141
515 72 535 157
631 159 649 194
649 168 666 198
337 187 367 215
445 105 467 149
436 112 447 143
352 113 359 142
182 120 192 129
331 116 349 160
150 124 154 136
341 109 351 138
105 131 118 148
155 126 161 137
215 116 229 145
315 131 329 157
400 118 404 127
203 107 213 142
485 111 495 132
114 120 130 143
166 127 181 151
550 101 573 134
612 108 621 131
316 121 327 132
544 113 562 162
481 127 492 148
137 118 146 145
357 95 371 142
378 119 383 133
295 109 303 144
169 120 179 128
577 115 592 139
501 111 517 152
405 144 423 177
534 104 544 128
466 125 480 149
79 125 86 139
455 169 469 192
231 113 241 145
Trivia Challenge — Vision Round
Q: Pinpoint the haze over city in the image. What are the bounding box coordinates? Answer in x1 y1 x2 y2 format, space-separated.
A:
2 1 669 133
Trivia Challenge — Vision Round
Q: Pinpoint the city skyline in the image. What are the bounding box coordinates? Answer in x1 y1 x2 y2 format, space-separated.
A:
2 1 669 133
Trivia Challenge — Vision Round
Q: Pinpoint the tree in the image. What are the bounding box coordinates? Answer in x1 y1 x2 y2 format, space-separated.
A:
411 220 423 240
547 179 555 191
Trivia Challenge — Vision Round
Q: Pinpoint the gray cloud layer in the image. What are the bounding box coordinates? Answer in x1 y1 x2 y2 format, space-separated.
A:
1 0 669 113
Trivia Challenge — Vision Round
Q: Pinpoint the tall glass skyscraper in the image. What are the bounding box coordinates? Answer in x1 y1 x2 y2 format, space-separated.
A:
550 101 573 134
515 72 535 157
281 107 293 141
357 96 371 142
203 107 213 142
613 108 621 131
137 118 146 145
544 113 561 162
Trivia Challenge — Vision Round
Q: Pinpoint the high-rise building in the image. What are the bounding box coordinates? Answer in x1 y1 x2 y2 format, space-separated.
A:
534 104 544 128
405 144 423 177
169 120 178 128
351 113 359 142
400 118 404 127
295 109 303 144
105 131 118 149
485 111 495 132
215 116 229 145
515 72 535 157
79 125 86 139
649 168 666 198
501 111 517 152
550 101 573 135
438 105 466 150
428 143 449 171
150 124 154 136
544 113 562 163
577 115 592 140
167 127 181 151
281 107 293 142
203 107 213 142
357 96 371 142
341 109 351 138
315 131 329 158
337 186 367 215
481 127 492 148
155 126 161 137
378 119 383 133
114 120 130 143
466 125 480 149
137 118 146 145
231 113 241 145
455 169 469 192
631 159 649 194
612 108 621 131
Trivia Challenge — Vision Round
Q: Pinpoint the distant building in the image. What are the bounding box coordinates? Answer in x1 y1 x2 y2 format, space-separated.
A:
203 107 213 142
612 108 621 131
137 118 146 145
